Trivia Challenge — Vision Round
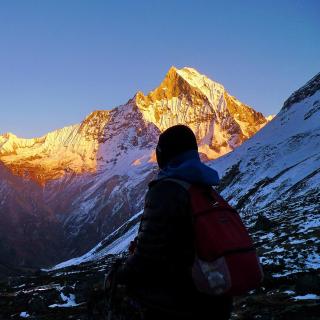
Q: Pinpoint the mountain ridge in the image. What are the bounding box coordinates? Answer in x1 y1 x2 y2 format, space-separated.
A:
1 69 319 320
0 66 273 267
0 67 269 186
283 72 320 110
53 71 320 283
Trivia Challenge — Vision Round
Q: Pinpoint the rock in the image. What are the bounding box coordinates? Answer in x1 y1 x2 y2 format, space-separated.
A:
74 280 95 304
61 285 74 297
295 273 320 295
28 295 48 313
254 214 275 232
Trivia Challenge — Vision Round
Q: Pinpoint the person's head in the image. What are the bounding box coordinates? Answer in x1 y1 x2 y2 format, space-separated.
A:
156 125 198 169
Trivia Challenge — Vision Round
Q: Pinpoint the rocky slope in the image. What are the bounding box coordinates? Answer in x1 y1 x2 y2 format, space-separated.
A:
43 72 320 319
0 71 319 320
53 72 320 276
1 255 319 320
0 163 65 268
213 73 320 279
0 67 269 267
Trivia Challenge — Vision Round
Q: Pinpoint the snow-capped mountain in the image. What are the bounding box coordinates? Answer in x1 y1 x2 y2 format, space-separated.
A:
213 73 320 277
1 71 319 320
0 67 268 186
0 67 269 267
136 67 268 158
55 72 320 281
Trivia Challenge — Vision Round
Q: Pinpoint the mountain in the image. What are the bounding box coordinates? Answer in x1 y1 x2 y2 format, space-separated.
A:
0 163 64 267
136 67 268 158
0 67 269 267
1 72 319 320
214 73 320 278
0 67 268 186
54 72 320 284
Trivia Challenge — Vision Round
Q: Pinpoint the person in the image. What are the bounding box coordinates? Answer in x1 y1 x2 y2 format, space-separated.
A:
112 124 233 320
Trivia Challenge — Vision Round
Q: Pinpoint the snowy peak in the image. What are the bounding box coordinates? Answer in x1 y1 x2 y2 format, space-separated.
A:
135 66 206 108
0 66 268 185
0 120 104 185
135 66 225 109
282 72 320 110
136 66 268 159
176 67 226 104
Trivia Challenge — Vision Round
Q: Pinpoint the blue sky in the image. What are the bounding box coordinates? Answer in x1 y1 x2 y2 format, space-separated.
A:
0 0 319 138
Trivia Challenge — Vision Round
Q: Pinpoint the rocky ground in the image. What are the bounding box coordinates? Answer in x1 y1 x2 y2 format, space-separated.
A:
0 254 319 320
0 256 114 320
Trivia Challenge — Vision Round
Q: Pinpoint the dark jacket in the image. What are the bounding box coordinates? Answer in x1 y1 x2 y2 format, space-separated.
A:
117 179 194 288
116 151 233 319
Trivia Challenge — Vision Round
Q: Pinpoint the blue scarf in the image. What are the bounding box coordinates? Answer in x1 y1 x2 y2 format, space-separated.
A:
157 150 220 186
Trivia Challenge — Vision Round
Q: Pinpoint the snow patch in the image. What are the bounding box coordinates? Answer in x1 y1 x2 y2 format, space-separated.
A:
284 290 295 295
292 294 320 300
49 292 78 308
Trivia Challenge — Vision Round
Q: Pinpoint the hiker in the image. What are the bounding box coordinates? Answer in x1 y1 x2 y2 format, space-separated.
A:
106 124 234 320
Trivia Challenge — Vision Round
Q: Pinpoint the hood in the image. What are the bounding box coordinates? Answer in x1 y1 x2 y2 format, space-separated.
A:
157 150 220 186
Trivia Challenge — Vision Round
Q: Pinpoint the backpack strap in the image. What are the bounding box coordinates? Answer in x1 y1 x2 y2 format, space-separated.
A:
161 178 220 205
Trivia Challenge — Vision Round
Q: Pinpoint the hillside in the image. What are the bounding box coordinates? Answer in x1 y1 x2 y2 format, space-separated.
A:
0 67 269 267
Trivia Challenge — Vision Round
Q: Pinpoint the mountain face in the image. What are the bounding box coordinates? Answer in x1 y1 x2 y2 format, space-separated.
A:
0 163 65 267
136 67 268 158
0 67 268 186
0 72 319 320
40 72 320 320
282 72 320 110
0 67 269 267
54 72 320 281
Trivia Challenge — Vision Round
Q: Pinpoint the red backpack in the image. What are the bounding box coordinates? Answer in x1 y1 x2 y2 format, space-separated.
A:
167 179 263 296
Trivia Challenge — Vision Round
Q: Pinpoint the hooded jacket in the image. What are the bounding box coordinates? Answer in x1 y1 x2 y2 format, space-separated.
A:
157 150 219 185
116 151 232 318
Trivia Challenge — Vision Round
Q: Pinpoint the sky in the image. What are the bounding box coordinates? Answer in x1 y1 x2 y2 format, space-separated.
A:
0 0 319 138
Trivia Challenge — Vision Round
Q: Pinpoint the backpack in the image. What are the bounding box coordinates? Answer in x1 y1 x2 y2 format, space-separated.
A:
166 178 264 296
